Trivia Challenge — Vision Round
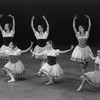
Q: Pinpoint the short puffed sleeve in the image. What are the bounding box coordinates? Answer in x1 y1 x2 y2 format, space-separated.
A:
56 49 60 55
11 30 15 37
85 31 89 38
16 49 21 55
34 31 38 38
76 32 80 38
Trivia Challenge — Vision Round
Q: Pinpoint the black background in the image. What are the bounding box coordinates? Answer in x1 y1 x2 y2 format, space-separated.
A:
0 0 100 48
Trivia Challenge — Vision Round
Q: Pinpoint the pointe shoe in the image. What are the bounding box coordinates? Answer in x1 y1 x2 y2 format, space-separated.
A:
8 79 15 83
41 74 45 77
36 72 45 77
45 80 54 85
80 75 84 78
77 86 82 92
36 72 41 77
31 53 35 59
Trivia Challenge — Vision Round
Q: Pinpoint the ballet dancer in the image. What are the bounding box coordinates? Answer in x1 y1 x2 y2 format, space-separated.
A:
30 40 74 85
0 14 15 59
2 42 33 83
71 15 93 74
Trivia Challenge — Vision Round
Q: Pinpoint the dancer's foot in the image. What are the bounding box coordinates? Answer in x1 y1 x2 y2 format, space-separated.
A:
82 69 85 75
8 79 15 83
41 74 45 77
77 86 82 92
31 54 35 59
45 80 54 85
80 75 84 78
36 72 45 77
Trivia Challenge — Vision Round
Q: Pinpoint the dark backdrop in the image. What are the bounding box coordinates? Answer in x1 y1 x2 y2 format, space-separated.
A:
0 0 100 48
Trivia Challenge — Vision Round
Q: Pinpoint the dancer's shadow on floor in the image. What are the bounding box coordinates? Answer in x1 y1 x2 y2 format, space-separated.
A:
16 77 28 81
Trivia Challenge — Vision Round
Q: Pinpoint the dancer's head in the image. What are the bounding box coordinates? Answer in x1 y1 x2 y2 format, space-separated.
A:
46 40 54 49
78 25 85 34
4 23 12 31
97 50 100 56
37 25 44 33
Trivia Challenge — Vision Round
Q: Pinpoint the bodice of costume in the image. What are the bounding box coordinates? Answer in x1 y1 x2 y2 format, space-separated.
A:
9 55 19 63
78 38 88 48
2 30 14 46
47 56 57 65
8 49 21 63
76 31 89 48
35 31 48 47
3 37 13 46
37 39 47 47
44 49 60 65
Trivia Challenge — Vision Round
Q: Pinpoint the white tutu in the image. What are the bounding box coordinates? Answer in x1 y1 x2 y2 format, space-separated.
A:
82 71 100 86
2 60 25 76
0 45 11 59
39 62 63 79
33 45 49 60
71 45 93 63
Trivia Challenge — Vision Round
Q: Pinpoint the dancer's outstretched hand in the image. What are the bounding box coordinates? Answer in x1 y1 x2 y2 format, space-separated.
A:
30 49 33 53
85 15 90 19
70 45 74 50
8 14 14 18
31 41 34 47
0 14 3 18
74 15 78 20
42 15 46 19
32 16 35 20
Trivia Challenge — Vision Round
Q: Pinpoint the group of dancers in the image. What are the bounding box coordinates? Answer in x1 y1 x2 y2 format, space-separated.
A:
0 14 100 92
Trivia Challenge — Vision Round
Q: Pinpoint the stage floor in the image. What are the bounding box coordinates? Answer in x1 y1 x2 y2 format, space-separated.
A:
0 46 100 100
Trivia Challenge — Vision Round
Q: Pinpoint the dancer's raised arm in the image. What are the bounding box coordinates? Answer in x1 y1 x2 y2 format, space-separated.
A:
0 14 3 32
73 15 78 35
89 54 96 60
42 15 49 34
85 15 91 33
31 16 36 34
8 14 15 32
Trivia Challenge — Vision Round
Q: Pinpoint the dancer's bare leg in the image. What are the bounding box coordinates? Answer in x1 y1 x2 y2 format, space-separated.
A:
7 72 15 83
77 76 86 91
81 61 88 74
37 61 46 76
44 74 54 85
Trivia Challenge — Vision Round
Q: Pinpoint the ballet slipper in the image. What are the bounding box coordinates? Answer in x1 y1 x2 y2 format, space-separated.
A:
8 79 15 83
37 72 45 77
45 80 54 85
77 86 82 92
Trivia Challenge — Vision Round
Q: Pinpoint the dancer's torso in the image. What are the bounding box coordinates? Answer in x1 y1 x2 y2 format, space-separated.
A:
77 31 89 48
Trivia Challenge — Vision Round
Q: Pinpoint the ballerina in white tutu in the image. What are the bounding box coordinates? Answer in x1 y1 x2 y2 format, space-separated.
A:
77 50 100 91
71 15 93 74
30 40 74 85
31 15 49 61
2 42 33 83
0 14 15 59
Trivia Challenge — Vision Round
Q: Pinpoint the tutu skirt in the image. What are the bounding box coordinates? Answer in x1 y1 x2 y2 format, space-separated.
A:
2 60 25 76
71 45 93 63
33 45 49 60
39 62 63 79
82 70 100 86
0 45 10 59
